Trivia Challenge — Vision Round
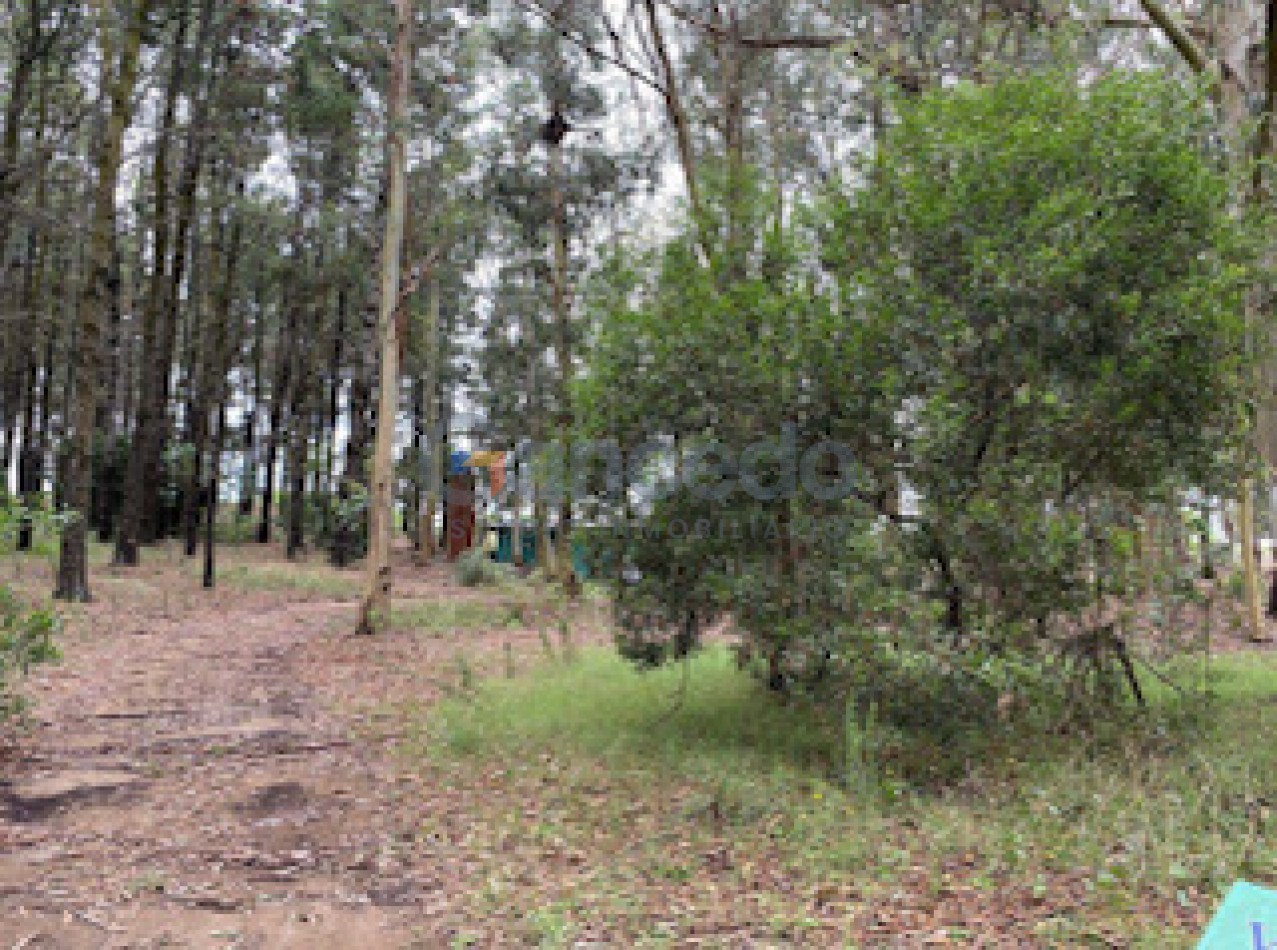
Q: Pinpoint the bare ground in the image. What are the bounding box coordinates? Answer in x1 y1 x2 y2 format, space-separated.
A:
0 545 1270 948
0 545 602 949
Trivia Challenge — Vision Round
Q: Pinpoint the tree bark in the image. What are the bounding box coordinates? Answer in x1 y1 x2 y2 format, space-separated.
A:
57 0 153 601
548 123 577 595
420 275 442 561
115 0 192 564
356 0 413 635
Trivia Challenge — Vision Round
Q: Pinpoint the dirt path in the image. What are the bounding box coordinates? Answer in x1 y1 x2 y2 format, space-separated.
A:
0 552 570 949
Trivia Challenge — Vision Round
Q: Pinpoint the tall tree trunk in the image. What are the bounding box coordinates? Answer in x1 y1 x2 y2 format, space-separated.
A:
286 393 306 559
15 80 47 543
357 0 413 635
346 368 371 487
418 276 442 562
0 0 48 287
57 0 153 601
201 167 244 578
548 120 576 595
240 282 267 517
181 226 209 558
410 371 424 551
323 284 348 536
258 298 295 545
115 0 191 564
150 0 218 543
640 0 701 229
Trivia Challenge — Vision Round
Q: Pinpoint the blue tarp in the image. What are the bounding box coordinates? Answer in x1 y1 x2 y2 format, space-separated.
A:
1197 881 1277 949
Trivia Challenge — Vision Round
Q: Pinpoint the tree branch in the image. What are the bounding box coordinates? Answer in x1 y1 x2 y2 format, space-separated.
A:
510 0 666 96
1135 0 1211 74
657 0 925 92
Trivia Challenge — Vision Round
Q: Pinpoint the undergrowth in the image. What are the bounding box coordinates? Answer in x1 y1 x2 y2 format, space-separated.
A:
412 646 1277 943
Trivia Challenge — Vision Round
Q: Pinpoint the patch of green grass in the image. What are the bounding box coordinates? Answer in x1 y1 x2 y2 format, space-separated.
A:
391 600 512 636
410 646 1277 941
215 561 362 599
429 647 837 774
212 515 260 545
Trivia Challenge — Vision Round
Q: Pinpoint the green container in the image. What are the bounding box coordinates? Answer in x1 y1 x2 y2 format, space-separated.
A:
494 527 538 565
493 527 597 579
572 539 589 580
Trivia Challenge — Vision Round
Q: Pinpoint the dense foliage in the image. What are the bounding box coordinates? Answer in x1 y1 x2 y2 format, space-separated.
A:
579 72 1256 713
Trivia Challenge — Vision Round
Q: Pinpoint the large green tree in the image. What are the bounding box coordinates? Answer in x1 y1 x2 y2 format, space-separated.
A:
580 71 1256 709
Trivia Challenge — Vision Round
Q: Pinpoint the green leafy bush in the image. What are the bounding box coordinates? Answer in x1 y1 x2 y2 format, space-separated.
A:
454 549 508 588
578 71 1256 728
0 585 59 722
0 496 61 727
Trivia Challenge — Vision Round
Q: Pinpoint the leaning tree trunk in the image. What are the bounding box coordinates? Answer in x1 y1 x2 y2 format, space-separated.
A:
357 0 413 635
57 0 152 601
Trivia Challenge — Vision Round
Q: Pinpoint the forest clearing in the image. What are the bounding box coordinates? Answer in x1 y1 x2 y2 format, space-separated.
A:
8 0 1277 946
0 539 1274 947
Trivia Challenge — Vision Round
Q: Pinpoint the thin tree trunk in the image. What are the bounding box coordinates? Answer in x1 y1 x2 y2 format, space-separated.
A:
151 0 218 543
410 372 424 552
181 228 209 558
258 310 293 545
418 275 442 562
286 394 305 559
548 123 576 595
240 282 266 517
357 0 413 635
1242 479 1267 640
640 0 702 228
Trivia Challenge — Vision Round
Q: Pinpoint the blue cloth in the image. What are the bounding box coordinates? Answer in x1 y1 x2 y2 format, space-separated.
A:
1197 882 1277 949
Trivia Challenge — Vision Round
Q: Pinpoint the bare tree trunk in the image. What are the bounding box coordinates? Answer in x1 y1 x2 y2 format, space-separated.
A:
57 0 153 601
426 274 441 559
548 119 577 595
116 0 191 564
259 314 293 545
0 0 50 287
417 276 442 563
640 0 702 228
1240 479 1267 640
286 403 305 559
356 0 413 635
240 283 266 517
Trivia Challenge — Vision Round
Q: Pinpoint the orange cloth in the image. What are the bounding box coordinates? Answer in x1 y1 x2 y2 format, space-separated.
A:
489 458 505 498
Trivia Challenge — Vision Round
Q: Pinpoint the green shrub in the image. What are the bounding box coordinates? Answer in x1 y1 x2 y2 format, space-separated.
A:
454 549 508 588
0 586 60 722
579 70 1256 720
0 496 61 728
